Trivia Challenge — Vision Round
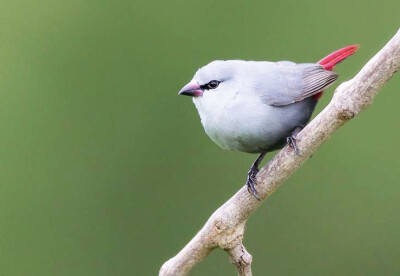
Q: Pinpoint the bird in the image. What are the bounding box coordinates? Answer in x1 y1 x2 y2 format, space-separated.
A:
178 45 358 200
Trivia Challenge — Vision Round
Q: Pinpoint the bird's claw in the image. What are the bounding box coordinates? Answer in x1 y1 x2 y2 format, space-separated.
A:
246 167 261 201
287 136 301 156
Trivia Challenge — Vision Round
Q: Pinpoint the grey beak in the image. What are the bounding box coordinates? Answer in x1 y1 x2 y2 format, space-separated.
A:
178 81 203 97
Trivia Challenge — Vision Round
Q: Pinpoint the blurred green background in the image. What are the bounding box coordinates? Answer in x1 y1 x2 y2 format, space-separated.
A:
0 0 399 275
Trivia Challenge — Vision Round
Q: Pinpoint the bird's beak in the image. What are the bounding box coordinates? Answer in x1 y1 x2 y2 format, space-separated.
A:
178 81 203 97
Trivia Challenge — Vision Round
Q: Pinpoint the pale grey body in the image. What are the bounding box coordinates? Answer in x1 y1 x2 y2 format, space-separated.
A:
194 92 316 153
183 60 337 154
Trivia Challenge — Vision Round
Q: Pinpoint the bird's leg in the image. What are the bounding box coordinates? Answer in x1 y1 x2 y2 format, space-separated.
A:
246 152 266 200
286 126 303 156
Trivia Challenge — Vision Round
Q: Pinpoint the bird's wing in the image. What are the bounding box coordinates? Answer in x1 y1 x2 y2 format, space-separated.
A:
255 62 338 106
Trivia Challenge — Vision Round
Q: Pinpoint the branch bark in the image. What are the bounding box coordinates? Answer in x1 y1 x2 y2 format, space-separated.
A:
160 28 400 276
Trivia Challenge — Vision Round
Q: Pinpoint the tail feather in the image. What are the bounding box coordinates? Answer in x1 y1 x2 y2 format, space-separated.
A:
313 44 359 100
318 44 359 71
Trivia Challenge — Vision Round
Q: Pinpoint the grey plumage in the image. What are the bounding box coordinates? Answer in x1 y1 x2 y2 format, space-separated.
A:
180 60 336 153
178 45 358 199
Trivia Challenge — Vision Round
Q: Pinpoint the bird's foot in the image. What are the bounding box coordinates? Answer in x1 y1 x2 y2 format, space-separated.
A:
246 165 261 201
286 136 300 156
287 126 303 156
245 152 266 200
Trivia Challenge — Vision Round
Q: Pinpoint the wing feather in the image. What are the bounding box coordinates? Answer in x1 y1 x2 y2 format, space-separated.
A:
257 62 338 106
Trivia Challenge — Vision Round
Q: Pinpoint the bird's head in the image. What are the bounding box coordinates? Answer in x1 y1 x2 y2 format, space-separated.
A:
178 60 242 102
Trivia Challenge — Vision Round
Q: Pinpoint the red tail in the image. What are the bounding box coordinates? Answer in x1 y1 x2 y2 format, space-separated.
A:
318 44 359 71
313 44 359 100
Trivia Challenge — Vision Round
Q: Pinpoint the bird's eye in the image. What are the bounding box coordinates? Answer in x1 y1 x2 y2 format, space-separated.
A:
207 80 220 89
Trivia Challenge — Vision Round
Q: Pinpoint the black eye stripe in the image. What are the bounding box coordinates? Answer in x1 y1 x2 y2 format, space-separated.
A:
201 80 221 90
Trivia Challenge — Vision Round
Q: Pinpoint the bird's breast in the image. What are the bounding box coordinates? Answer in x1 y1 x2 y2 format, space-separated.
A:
193 94 280 153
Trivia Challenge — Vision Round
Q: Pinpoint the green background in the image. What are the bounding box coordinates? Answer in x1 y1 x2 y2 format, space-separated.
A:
0 0 399 275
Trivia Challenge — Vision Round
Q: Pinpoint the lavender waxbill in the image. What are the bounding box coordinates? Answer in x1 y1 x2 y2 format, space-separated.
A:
178 45 359 200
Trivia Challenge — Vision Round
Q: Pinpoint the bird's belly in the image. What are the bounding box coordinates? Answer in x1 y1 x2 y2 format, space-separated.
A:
203 116 283 153
200 99 316 153
205 124 272 153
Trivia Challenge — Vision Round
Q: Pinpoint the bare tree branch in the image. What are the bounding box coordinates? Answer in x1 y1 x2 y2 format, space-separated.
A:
160 28 400 276
227 243 253 276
